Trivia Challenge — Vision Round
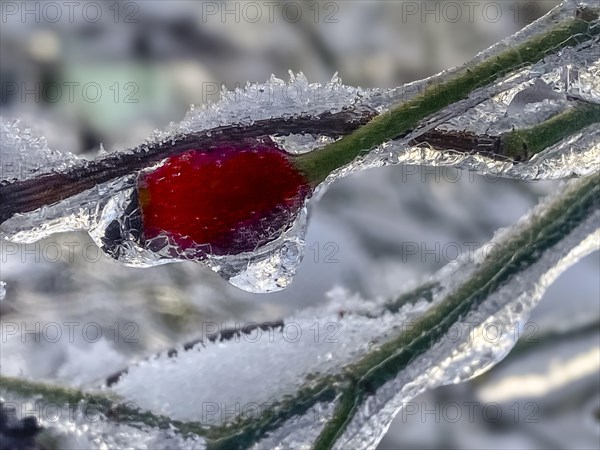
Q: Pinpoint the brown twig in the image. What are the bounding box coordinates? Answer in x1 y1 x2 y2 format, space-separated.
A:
0 109 375 224
411 129 502 154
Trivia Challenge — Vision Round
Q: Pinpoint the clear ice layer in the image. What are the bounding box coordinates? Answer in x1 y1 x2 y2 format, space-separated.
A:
2 172 598 450
0 392 207 449
111 175 599 448
1 0 599 293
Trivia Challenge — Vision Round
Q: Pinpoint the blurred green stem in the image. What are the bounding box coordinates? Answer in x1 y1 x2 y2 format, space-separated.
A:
3 171 597 450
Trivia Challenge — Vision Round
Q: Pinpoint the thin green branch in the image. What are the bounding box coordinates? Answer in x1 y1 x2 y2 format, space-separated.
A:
210 172 599 450
311 172 599 449
411 101 600 160
293 6 599 185
1 172 597 449
0 376 116 407
501 101 600 159
0 376 213 440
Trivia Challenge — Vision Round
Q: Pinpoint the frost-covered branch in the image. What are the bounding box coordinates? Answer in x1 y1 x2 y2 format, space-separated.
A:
412 100 600 160
3 171 597 449
0 1 598 294
0 110 375 223
1 4 598 224
202 172 599 450
293 5 599 183
105 320 285 387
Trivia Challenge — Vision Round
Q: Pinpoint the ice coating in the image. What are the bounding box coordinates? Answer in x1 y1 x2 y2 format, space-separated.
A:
340 22 600 184
0 120 80 182
111 175 599 449
172 72 367 137
334 209 599 449
0 392 207 450
363 0 599 112
568 53 600 104
0 172 596 449
0 0 598 293
0 71 368 292
248 402 334 450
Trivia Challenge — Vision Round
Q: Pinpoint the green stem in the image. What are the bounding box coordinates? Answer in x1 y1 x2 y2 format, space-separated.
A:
293 7 599 185
501 101 600 160
410 102 600 161
312 171 599 450
210 172 599 450
0 376 213 440
2 171 597 450
0 376 116 407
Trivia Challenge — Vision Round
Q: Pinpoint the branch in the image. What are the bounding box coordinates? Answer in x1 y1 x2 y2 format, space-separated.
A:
412 101 600 161
0 174 600 450
0 109 375 223
1 171 597 448
210 171 599 450
1 5 597 224
0 376 213 439
293 6 599 183
501 100 600 159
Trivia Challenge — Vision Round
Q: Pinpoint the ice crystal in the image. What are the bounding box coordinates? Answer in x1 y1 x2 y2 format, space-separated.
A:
1 0 598 293
110 175 598 448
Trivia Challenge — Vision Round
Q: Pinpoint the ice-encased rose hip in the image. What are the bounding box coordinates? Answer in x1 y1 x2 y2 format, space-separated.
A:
137 141 311 256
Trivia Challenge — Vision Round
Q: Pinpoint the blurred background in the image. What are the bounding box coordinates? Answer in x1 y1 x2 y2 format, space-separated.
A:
1 1 598 448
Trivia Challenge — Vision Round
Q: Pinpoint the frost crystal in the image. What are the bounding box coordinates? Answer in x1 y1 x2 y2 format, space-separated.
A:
0 120 79 182
111 174 599 448
1 0 598 292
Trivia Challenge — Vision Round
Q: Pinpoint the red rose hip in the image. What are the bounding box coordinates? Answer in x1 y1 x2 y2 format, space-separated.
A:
137 141 311 257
